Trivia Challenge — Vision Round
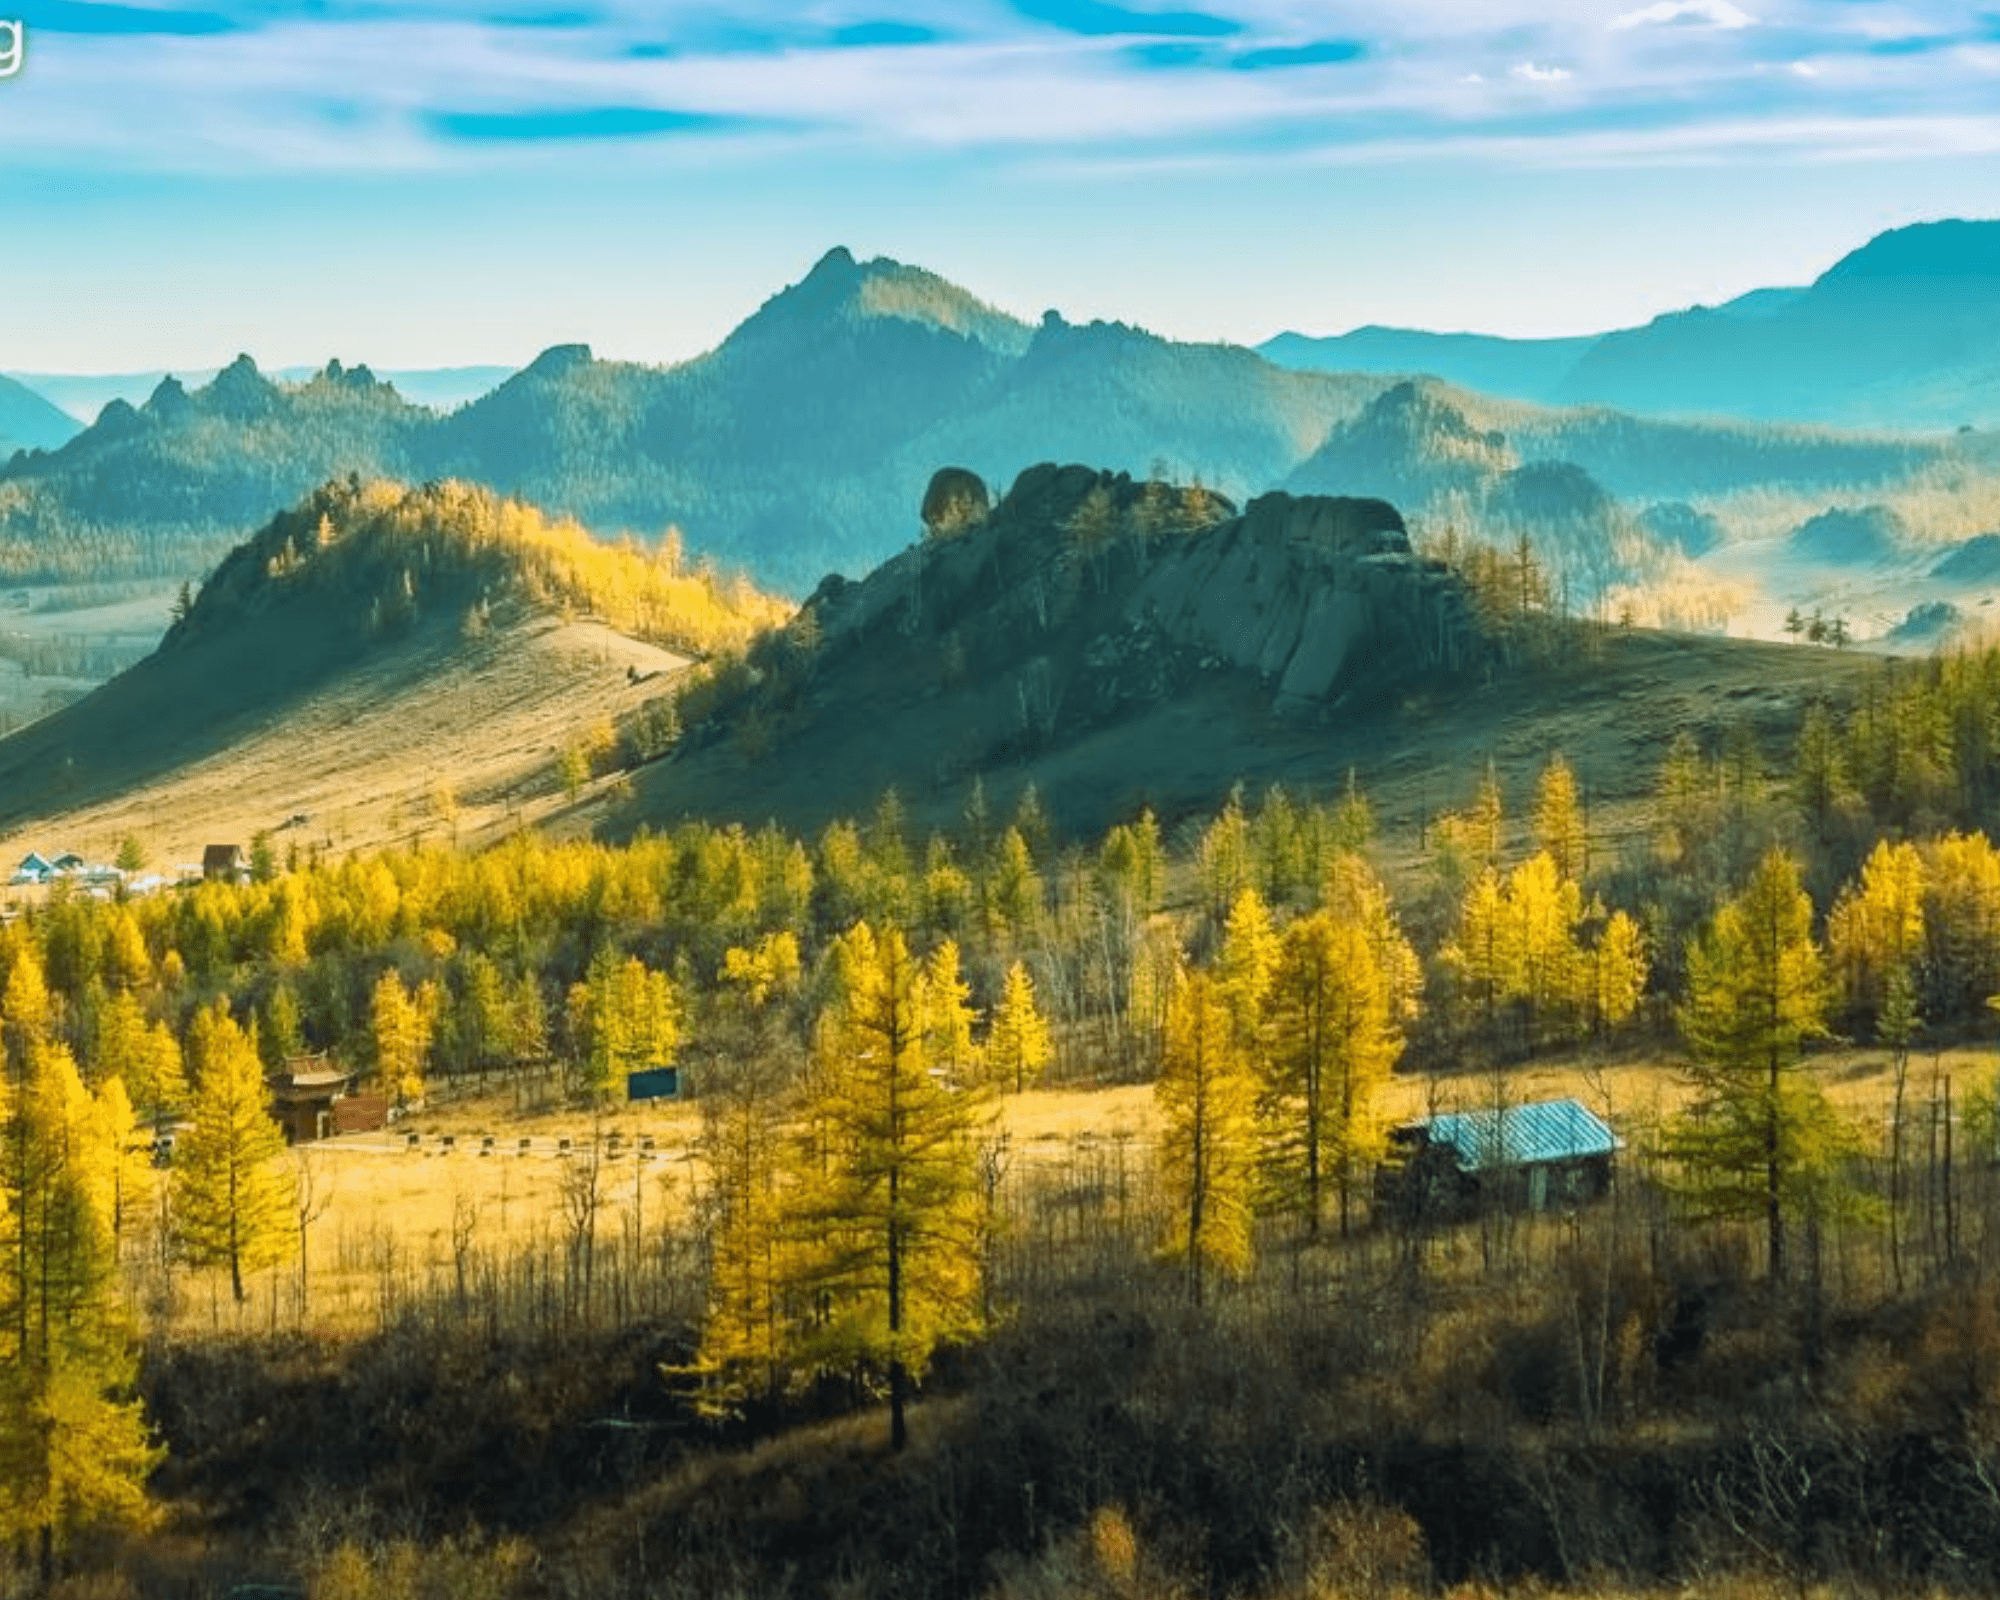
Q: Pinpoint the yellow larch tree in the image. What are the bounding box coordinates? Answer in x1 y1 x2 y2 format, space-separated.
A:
1667 848 1855 1282
1826 838 1928 1032
986 960 1052 1094
1587 910 1650 1035
1156 968 1259 1304
921 940 981 1089
1506 852 1586 1048
1533 753 1588 883
0 1039 160 1584
1444 866 1514 1047
1215 887 1277 1071
791 922 992 1450
567 950 678 1104
86 990 184 1135
691 1055 796 1417
1323 852 1423 1027
172 1009 294 1303
1921 832 2000 1020
1261 908 1403 1236
369 970 438 1108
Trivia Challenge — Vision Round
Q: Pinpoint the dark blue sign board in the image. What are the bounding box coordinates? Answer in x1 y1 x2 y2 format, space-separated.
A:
626 1067 680 1102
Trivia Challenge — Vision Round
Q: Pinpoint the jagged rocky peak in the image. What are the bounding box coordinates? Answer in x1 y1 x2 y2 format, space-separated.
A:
91 397 147 439
734 245 1031 354
205 354 281 421
143 375 195 420
809 244 858 280
318 358 385 391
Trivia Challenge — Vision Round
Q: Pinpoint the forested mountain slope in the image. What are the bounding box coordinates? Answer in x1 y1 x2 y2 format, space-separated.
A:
4 241 1977 607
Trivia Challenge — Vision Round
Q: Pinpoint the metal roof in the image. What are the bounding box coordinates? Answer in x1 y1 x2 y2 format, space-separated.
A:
1417 1098 1619 1172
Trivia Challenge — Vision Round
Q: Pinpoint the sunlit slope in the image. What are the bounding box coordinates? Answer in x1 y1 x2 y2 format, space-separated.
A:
0 479 788 864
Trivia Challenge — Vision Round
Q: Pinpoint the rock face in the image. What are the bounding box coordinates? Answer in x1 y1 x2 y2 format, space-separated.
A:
920 466 990 537
808 462 1486 735
1132 489 1478 712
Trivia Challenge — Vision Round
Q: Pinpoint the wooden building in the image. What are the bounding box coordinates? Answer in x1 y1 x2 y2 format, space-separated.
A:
1376 1097 1618 1222
266 1055 382 1143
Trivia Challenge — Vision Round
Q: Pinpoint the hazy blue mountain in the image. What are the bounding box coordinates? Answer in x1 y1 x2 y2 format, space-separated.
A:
1257 286 1804 407
0 357 431 580
0 233 1981 596
4 372 186 423
1786 504 1910 565
1558 220 2000 428
1637 501 1725 557
889 312 1378 510
9 364 516 422
435 252 1383 584
1262 221 2000 431
0 374 83 455
1258 327 1596 404
1286 381 1515 505
1712 287 1806 321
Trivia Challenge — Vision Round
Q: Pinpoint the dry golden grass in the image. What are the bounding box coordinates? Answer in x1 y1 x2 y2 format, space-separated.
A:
175 1033 1991 1336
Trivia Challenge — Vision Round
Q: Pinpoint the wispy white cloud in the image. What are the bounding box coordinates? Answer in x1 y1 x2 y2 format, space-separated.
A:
1610 0 1756 32
1 0 1994 179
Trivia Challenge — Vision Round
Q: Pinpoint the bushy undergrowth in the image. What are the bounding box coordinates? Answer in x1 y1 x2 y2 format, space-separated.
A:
64 1184 2000 1600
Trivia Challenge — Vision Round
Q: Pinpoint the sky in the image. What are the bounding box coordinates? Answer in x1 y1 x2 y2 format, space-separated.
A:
0 0 1997 370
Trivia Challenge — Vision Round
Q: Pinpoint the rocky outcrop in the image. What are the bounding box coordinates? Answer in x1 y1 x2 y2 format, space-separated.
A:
921 466 991 536
807 463 1488 734
1132 490 1480 712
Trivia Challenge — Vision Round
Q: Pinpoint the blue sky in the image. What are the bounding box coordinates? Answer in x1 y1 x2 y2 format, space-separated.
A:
1 0 1997 369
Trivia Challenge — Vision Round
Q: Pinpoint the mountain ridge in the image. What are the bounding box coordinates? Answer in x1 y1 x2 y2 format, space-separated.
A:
1260 218 1998 430
0 226 1988 606
0 373 84 456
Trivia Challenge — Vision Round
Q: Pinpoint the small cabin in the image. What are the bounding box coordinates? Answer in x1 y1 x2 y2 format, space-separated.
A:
9 852 52 885
267 1056 361 1143
1377 1097 1618 1221
202 843 249 884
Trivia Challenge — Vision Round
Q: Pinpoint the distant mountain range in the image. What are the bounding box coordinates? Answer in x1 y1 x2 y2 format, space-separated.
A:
1261 220 2000 431
0 374 84 457
6 365 516 424
2 225 1990 595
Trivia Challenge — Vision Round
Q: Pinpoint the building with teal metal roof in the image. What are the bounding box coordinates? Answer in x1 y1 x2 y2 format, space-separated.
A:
1380 1097 1620 1218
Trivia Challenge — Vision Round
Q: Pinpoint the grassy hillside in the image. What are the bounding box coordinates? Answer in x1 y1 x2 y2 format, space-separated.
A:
0 478 788 864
